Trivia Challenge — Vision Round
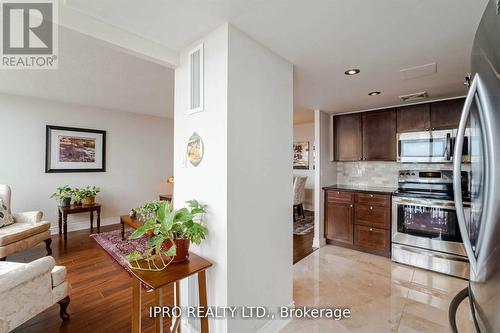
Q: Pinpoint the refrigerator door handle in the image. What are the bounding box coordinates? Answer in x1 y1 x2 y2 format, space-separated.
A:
453 74 479 274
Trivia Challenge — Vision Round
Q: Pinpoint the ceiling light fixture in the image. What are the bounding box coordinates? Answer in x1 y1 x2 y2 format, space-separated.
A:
344 68 360 75
368 91 381 96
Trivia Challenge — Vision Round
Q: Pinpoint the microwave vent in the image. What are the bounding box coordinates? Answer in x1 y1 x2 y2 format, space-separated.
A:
399 91 428 102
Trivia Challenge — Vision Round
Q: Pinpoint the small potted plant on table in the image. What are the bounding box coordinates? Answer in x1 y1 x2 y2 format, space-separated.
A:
80 186 100 205
71 188 84 206
50 186 73 207
127 200 207 268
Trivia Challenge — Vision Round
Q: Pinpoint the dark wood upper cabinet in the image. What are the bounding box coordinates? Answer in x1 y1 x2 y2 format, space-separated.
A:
334 113 362 161
325 201 354 245
397 103 431 132
362 109 396 161
430 98 465 130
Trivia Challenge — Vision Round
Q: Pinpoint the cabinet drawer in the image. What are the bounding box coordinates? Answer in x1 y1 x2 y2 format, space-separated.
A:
354 225 389 254
355 193 390 207
326 191 354 204
355 204 390 230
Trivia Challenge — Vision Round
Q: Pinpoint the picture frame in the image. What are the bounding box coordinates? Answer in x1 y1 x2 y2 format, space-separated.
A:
45 125 106 173
293 141 309 170
187 132 204 167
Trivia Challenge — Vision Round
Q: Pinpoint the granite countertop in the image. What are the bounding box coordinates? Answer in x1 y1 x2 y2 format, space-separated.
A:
322 184 396 195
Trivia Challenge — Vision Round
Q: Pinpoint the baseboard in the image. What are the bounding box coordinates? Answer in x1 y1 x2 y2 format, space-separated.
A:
257 301 295 333
49 216 120 235
312 237 326 248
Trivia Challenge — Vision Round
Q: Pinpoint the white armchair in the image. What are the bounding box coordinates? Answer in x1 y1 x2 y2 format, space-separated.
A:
0 256 70 332
0 185 52 260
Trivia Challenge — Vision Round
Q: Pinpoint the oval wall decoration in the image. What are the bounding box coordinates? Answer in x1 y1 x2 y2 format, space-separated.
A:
187 132 204 167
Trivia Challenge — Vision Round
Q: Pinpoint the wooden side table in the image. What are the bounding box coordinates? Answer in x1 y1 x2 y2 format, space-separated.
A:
58 204 101 240
130 253 212 333
159 194 173 202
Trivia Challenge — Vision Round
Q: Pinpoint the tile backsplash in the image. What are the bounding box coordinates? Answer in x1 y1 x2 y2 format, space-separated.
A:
336 162 458 188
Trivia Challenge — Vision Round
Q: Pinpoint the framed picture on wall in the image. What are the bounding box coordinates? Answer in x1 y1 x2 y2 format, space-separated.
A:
45 125 106 173
293 141 309 169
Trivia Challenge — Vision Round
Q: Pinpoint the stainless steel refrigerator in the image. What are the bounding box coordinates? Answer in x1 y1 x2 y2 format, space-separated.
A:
450 0 500 332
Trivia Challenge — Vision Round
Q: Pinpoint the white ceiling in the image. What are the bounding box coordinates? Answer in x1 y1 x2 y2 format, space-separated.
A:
61 0 489 115
0 27 175 117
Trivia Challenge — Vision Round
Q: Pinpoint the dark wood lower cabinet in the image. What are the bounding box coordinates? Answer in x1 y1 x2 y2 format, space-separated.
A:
325 201 354 245
354 225 390 257
325 190 391 257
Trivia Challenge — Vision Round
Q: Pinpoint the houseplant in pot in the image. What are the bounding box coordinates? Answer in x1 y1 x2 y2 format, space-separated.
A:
50 186 73 207
80 186 100 205
71 188 85 206
128 200 207 265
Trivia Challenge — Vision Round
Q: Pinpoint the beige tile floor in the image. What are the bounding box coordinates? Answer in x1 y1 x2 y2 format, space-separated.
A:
281 245 474 333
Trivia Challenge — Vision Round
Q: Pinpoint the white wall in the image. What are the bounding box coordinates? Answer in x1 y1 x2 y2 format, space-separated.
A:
314 111 336 248
293 122 314 210
0 93 173 233
174 24 229 333
174 24 293 333
227 25 293 333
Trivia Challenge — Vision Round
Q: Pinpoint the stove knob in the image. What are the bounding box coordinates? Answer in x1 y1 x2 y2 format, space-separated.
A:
406 172 410 175
411 173 415 176
399 173 404 176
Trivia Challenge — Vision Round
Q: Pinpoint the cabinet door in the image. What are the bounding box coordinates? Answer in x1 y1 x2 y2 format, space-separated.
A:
325 202 353 245
430 99 465 130
334 114 362 161
362 109 396 161
354 225 389 256
397 104 430 132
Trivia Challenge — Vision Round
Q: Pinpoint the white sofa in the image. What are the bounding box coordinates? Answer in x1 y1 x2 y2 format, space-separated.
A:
0 256 70 332
0 185 52 260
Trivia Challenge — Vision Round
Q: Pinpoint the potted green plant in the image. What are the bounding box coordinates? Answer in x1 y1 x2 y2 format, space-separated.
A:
50 186 73 207
134 200 163 221
71 188 84 206
128 200 207 264
80 186 100 205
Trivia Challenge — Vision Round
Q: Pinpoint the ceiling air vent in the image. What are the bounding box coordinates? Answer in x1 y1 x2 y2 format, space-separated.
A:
399 91 428 102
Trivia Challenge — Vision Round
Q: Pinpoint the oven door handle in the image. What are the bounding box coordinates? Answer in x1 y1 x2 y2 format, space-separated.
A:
453 74 479 274
446 133 452 161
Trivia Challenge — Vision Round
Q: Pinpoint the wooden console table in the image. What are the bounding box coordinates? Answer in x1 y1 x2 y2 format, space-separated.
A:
58 204 101 240
159 194 172 202
130 253 212 333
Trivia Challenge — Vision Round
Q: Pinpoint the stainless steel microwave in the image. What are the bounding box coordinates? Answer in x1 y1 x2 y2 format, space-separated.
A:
397 129 470 163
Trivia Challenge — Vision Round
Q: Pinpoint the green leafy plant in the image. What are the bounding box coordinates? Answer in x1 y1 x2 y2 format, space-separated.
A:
50 186 72 203
134 200 163 221
79 185 101 198
71 188 85 204
127 200 207 264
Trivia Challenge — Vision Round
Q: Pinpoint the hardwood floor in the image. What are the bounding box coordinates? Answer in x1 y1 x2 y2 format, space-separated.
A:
8 221 314 332
9 224 173 333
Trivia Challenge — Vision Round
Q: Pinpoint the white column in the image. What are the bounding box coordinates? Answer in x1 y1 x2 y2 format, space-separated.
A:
174 23 294 333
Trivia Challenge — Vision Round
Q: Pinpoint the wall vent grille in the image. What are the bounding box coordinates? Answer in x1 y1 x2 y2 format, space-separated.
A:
399 91 428 102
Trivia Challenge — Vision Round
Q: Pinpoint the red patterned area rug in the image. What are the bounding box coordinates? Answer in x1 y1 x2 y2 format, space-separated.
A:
90 227 148 275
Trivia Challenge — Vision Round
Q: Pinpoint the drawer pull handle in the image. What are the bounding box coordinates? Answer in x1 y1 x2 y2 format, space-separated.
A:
337 191 340 194
369 228 373 231
369 194 373 198
350 204 353 208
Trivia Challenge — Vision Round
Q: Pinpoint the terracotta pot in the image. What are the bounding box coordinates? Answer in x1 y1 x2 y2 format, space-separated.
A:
82 196 95 205
163 238 190 263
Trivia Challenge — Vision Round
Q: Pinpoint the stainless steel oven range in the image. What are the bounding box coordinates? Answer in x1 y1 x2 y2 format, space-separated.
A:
391 170 470 279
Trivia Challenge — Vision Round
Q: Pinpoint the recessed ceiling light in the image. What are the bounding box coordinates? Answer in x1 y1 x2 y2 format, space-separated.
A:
344 68 360 75
368 91 381 96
